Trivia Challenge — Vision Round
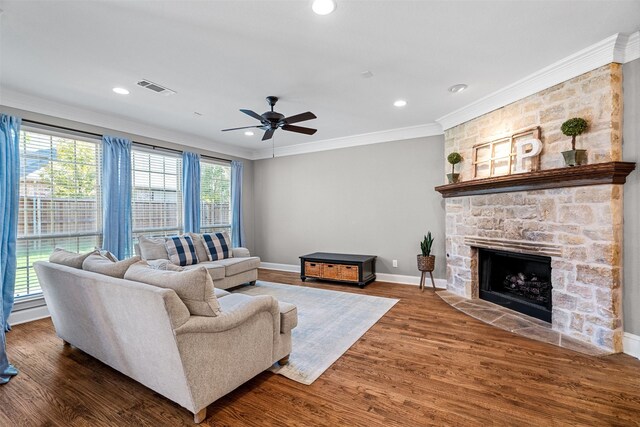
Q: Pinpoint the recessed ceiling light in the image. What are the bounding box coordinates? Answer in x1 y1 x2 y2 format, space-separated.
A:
112 87 130 95
448 84 468 93
244 131 254 136
312 0 336 15
393 100 407 107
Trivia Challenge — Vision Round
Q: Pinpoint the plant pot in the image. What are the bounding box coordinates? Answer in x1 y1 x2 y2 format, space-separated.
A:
446 173 460 184
561 149 587 167
417 254 435 272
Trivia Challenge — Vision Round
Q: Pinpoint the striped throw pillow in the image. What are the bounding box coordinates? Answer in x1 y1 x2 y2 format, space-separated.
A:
165 235 198 266
202 232 232 261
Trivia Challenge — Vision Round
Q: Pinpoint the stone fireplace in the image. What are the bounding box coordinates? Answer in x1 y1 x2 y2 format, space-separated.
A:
438 63 635 353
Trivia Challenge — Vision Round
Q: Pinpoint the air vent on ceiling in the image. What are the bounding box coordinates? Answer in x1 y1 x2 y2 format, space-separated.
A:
136 79 176 96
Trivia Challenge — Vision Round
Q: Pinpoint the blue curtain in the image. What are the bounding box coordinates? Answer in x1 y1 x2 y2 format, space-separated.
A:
182 152 201 233
230 160 244 247
0 114 21 383
102 136 132 260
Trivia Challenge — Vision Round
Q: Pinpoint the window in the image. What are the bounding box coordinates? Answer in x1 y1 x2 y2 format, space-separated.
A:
200 160 231 234
131 148 182 239
16 128 102 299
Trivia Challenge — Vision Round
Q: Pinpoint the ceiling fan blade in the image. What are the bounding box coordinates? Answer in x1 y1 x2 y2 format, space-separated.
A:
262 128 276 141
240 109 264 122
282 124 317 135
283 111 316 125
221 125 262 132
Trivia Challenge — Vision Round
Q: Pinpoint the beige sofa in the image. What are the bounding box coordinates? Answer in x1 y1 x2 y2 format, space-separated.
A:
34 261 297 423
134 233 260 290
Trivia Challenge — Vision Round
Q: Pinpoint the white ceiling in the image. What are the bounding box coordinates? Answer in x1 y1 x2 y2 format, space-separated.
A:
1 0 639 157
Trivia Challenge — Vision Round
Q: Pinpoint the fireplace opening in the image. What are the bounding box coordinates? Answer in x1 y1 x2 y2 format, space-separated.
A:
478 248 552 322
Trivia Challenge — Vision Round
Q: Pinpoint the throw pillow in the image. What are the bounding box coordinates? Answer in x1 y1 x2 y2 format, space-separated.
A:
165 235 199 266
186 232 210 264
147 259 184 272
138 236 169 260
124 261 220 317
82 254 141 279
202 232 232 261
94 247 118 262
49 248 99 269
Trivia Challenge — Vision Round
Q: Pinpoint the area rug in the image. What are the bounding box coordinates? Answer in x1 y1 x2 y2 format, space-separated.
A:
234 281 398 385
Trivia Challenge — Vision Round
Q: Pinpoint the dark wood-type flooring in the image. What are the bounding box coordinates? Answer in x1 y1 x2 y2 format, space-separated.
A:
2 269 640 426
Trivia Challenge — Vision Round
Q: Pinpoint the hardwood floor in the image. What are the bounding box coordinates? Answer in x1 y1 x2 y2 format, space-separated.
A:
2 269 640 426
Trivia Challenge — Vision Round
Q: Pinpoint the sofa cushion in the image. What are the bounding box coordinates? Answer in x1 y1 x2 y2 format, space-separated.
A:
202 232 232 261
82 254 141 278
186 232 210 265
231 247 250 258
165 235 198 266
147 259 184 271
49 248 99 269
183 261 226 281
138 236 169 260
211 257 261 277
279 301 298 334
124 261 221 317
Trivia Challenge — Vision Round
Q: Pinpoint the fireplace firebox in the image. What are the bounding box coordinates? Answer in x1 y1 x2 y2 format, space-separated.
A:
478 248 552 322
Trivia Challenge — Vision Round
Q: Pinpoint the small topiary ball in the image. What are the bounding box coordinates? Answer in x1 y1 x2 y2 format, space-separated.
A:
561 118 588 137
447 152 463 165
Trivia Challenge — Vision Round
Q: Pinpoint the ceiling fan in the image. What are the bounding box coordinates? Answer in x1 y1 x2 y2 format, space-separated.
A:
222 96 317 141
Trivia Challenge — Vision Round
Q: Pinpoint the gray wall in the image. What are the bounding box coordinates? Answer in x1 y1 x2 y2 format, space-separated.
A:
623 58 640 336
253 135 446 278
0 105 256 254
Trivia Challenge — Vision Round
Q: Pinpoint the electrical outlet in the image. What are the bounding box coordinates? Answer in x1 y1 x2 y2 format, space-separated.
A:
392 260 398 268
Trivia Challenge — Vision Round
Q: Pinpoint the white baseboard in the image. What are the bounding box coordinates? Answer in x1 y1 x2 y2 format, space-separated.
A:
8 304 50 327
623 332 640 360
260 262 446 287
260 262 301 273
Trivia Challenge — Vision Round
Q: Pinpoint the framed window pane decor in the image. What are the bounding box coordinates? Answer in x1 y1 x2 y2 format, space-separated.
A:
472 127 541 178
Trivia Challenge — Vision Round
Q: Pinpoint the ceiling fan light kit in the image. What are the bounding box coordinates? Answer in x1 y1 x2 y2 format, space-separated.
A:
222 96 317 142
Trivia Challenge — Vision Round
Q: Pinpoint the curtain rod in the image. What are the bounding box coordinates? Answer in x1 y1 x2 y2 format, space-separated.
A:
22 118 232 164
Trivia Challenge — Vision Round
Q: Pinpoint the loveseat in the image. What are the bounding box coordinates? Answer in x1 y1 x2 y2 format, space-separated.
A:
134 232 260 290
34 259 297 423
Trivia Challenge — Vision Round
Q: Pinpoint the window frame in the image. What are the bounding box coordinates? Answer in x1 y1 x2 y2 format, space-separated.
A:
199 158 232 235
14 125 103 303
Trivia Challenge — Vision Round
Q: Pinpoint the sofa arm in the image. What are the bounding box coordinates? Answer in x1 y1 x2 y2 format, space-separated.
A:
279 301 297 334
232 247 251 258
174 294 278 335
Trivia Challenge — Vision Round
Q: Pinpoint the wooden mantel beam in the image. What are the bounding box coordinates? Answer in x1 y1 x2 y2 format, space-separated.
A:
435 161 636 198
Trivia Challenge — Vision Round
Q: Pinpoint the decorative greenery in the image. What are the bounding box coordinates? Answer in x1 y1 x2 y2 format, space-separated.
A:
447 152 463 175
561 117 588 151
420 232 434 257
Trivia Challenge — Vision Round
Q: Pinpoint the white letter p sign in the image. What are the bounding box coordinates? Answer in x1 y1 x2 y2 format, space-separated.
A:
515 138 542 173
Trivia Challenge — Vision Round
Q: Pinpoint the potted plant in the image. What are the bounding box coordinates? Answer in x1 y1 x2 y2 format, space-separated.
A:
447 152 462 183
561 117 588 166
417 232 435 272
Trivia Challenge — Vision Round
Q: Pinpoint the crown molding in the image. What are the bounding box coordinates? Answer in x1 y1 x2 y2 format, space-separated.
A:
624 31 640 63
0 89 254 160
436 31 640 131
250 122 443 160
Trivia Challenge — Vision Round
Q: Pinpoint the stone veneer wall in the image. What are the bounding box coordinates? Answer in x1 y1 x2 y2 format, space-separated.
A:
443 64 624 352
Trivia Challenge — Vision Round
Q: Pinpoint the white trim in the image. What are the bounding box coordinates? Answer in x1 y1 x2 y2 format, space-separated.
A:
8 304 50 327
250 122 443 160
1 89 254 160
623 332 640 360
260 262 301 272
624 31 640 63
436 31 640 131
259 261 446 287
